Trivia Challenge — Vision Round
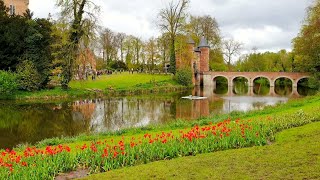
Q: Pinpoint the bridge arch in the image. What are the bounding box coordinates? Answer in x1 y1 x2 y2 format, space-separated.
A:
231 76 250 86
252 76 272 95
232 76 249 95
231 76 250 83
297 76 311 85
212 76 229 94
274 76 294 96
274 76 294 85
252 76 271 86
212 76 229 87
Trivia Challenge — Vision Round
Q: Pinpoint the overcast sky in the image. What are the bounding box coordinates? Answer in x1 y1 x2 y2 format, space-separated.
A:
29 0 313 53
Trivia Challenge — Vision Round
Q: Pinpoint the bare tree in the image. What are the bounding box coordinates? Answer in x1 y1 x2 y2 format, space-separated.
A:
223 38 243 71
158 0 190 74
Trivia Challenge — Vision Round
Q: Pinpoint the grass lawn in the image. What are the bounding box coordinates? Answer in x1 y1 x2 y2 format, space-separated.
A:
4 73 181 100
83 121 320 179
69 72 178 90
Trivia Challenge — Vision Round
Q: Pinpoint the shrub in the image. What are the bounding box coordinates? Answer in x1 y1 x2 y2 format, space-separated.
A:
175 68 193 86
16 60 41 91
0 70 18 94
308 74 320 89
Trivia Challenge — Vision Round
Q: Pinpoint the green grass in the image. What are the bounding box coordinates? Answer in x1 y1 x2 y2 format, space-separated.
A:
1 73 183 100
82 121 320 180
69 72 178 90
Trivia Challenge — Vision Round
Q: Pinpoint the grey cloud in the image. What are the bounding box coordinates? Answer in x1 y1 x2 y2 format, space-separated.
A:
29 0 313 51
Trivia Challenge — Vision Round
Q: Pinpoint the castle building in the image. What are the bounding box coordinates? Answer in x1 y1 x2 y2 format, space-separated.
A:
176 36 210 86
3 0 29 15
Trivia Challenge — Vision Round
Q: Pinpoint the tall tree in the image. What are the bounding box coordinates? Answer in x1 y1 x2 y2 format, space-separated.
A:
293 0 320 74
157 33 170 71
117 33 126 62
145 37 158 71
123 35 135 69
56 0 100 88
132 37 143 65
186 15 224 71
100 28 116 64
158 0 189 74
187 15 221 47
223 38 242 71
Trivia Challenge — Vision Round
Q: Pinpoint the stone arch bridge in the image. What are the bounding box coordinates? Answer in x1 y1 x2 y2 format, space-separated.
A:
202 72 310 96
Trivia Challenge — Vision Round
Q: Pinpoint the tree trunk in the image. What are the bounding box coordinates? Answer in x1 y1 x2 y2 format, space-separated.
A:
169 38 176 74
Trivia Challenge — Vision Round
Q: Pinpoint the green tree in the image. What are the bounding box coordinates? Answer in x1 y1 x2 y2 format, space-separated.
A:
145 37 158 71
187 15 221 48
0 4 53 88
157 33 170 71
0 0 8 17
0 15 27 70
293 0 320 74
235 50 293 72
23 18 54 87
0 70 18 94
16 60 41 91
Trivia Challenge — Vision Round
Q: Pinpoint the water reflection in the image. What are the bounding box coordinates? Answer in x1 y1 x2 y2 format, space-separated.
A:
0 86 313 148
220 96 288 113
72 99 173 133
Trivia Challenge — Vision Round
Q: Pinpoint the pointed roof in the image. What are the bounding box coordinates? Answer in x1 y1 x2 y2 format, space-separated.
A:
187 36 195 44
198 36 210 48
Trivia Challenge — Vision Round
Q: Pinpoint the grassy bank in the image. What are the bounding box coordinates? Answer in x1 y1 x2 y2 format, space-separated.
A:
0 94 319 179
84 121 320 179
1 73 185 100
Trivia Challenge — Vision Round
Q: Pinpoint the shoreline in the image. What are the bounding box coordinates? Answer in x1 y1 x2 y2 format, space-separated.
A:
0 85 189 101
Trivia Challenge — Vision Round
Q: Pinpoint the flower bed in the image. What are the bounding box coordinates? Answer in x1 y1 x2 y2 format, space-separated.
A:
0 109 319 179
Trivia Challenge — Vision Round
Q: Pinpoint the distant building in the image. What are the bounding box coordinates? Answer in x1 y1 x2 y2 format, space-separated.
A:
3 0 29 15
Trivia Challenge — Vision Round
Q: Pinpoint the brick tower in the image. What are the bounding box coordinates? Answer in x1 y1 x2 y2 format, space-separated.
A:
175 35 210 86
198 36 210 86
187 36 196 85
198 36 210 73
3 0 29 15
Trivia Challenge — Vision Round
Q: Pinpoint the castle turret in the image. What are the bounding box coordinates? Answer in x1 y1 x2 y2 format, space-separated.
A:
198 36 210 73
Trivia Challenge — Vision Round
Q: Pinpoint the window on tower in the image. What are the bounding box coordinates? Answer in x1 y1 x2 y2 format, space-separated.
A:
9 5 16 15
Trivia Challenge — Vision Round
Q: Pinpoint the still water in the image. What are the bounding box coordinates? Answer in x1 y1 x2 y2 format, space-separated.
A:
0 86 314 149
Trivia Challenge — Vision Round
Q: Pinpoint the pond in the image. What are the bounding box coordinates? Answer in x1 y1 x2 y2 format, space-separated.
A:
0 85 316 149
